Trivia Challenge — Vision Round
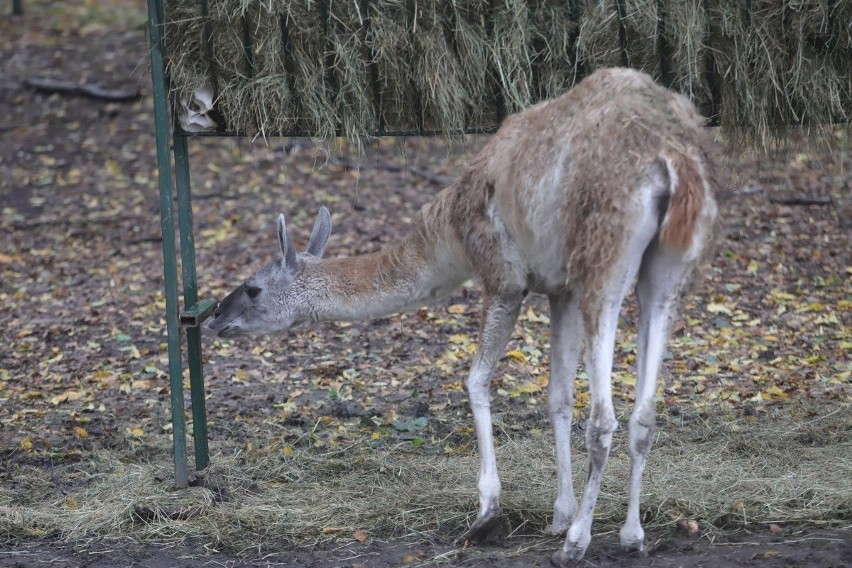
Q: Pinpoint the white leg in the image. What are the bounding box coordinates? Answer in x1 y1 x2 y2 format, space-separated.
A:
547 292 583 534
620 244 691 553
553 297 621 564
552 238 651 565
464 293 523 540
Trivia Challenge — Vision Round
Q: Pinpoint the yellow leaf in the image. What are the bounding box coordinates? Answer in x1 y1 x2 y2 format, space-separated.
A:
510 382 542 396
698 364 720 376
746 260 759 274
505 350 527 363
283 445 294 456
525 307 550 324
614 372 636 386
20 437 33 451
447 304 467 314
370 432 381 441
66 390 85 401
770 290 797 301
73 426 89 439
448 334 470 345
128 426 144 437
91 369 115 380
50 393 69 405
65 497 78 509
707 303 732 316
762 385 788 399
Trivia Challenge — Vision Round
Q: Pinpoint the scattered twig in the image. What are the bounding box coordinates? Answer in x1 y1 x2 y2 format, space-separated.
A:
736 185 765 195
24 77 140 102
769 196 834 206
332 157 451 187
128 236 163 244
11 214 138 231
409 167 451 187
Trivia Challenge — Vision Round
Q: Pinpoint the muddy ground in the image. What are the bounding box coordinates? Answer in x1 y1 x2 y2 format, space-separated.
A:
1 1 850 567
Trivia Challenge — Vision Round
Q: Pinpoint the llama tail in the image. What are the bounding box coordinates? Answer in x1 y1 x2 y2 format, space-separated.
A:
657 150 708 252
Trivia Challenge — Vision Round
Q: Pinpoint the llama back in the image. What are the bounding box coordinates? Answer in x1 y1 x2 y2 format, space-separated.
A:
476 68 721 292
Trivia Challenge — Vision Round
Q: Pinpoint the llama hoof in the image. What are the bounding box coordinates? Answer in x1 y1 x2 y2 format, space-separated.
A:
551 548 584 567
545 523 567 536
620 540 647 557
462 508 502 542
546 513 573 535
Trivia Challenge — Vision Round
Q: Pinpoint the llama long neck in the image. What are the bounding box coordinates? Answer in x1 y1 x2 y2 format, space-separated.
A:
305 197 472 322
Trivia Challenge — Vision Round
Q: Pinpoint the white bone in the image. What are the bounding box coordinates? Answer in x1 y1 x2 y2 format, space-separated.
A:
178 84 217 133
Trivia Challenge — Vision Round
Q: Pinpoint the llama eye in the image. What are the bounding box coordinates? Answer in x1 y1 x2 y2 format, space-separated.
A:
245 285 262 299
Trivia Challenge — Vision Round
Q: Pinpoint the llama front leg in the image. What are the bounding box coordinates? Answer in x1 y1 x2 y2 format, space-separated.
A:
464 293 523 541
547 292 583 534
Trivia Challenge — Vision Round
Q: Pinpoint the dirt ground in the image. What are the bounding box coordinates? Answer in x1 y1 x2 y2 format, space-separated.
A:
1 1 850 567
1 528 850 568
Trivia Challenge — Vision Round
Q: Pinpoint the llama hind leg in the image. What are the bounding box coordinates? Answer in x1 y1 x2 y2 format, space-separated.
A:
547 292 583 534
553 295 622 564
620 244 693 553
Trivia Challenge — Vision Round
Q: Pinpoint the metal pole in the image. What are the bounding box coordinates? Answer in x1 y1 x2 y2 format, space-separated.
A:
147 0 188 488
173 133 210 470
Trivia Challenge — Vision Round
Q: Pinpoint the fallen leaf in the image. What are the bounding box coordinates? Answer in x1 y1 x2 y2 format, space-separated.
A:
505 350 527 363
679 519 700 535
746 260 759 274
707 302 733 316
768 523 783 535
391 416 428 432
353 528 368 543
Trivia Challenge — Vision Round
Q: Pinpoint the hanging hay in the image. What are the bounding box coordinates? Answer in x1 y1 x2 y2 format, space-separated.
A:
162 0 850 147
709 0 850 145
527 0 581 100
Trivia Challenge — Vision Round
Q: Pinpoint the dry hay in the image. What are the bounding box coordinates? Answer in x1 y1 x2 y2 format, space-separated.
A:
709 0 851 146
162 1 849 147
1 407 850 553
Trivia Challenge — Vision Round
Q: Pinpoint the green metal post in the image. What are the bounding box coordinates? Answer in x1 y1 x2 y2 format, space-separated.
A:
147 0 188 488
173 133 210 470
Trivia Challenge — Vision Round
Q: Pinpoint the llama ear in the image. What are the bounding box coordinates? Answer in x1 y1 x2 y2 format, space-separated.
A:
305 206 331 258
278 213 297 268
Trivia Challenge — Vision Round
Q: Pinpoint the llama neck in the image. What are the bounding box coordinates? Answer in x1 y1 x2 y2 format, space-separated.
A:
307 217 470 322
